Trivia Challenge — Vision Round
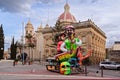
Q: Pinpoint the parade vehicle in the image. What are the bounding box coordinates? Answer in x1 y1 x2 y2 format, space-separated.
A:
46 25 92 75
46 52 84 74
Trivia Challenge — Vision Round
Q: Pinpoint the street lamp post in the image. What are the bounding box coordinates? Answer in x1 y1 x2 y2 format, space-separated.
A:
22 22 25 65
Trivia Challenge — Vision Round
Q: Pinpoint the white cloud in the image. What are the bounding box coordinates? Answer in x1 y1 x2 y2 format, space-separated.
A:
0 0 120 49
0 0 32 13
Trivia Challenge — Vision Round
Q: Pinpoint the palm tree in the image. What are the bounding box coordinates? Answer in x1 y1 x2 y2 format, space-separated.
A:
25 33 35 60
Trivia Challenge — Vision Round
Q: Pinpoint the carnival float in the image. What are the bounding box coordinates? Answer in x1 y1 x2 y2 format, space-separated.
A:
46 25 92 75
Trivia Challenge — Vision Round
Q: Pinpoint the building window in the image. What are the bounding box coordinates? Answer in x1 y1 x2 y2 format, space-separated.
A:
26 31 28 34
82 36 86 43
45 49 49 57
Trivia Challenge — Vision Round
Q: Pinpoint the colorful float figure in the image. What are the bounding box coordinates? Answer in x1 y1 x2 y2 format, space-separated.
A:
60 61 71 75
58 25 82 61
57 33 66 54
46 25 92 75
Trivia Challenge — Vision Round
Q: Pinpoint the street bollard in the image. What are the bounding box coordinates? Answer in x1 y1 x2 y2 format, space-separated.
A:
96 70 99 77
101 67 103 77
13 61 15 66
39 60 41 65
85 65 87 76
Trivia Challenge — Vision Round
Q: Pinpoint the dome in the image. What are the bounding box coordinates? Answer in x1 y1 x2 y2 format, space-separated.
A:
58 3 76 23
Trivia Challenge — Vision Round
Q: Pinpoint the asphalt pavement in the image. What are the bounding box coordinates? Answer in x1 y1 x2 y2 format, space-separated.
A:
0 60 119 80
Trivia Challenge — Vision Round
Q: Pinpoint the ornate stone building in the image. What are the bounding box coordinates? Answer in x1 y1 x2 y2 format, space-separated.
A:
24 3 106 64
24 19 37 60
112 41 120 50
107 41 120 62
73 20 106 64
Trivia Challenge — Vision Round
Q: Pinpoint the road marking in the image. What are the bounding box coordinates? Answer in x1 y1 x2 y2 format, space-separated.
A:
0 74 87 78
0 73 111 79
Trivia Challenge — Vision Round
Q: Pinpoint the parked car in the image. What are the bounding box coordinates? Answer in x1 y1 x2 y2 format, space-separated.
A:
99 61 120 70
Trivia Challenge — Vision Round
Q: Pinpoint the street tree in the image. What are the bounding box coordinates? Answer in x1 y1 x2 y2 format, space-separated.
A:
0 24 4 59
10 37 18 60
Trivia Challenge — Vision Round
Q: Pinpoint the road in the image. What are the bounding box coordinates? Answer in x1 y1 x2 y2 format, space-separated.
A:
87 65 120 78
0 60 120 80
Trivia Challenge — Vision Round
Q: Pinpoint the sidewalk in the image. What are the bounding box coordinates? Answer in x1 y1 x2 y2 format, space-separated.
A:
0 60 46 74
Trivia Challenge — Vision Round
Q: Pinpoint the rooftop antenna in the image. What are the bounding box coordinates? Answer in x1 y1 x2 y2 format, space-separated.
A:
47 5 49 25
28 17 30 22
66 0 68 3
91 14 93 21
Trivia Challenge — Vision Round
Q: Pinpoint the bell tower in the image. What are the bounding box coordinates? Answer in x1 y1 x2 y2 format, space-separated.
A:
25 19 34 36
25 19 34 44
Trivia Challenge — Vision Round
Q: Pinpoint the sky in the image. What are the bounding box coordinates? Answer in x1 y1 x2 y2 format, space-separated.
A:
0 0 120 50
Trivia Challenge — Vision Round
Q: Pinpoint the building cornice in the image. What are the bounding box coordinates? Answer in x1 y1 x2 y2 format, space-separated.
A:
72 20 107 38
41 20 106 39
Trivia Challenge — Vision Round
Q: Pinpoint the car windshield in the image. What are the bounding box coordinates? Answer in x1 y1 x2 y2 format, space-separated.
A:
101 61 111 64
111 62 116 65
101 61 120 65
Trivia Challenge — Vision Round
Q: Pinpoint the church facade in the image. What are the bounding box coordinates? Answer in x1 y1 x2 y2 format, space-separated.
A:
24 3 106 64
